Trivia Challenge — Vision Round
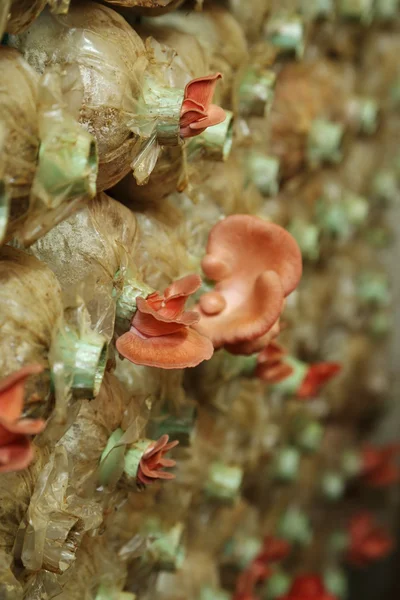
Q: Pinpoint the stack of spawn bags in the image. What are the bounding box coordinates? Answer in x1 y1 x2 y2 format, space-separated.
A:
0 1 399 599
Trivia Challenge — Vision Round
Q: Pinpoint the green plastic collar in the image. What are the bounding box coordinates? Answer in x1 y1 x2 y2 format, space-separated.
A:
56 327 107 399
188 110 234 162
239 69 276 117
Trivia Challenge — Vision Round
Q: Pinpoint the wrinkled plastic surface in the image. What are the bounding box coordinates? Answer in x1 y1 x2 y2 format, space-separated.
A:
0 247 63 381
9 2 148 191
32 193 137 342
146 7 248 104
0 47 40 230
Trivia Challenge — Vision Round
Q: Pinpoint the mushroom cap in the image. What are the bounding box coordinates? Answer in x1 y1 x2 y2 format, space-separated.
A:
197 216 302 348
116 274 214 369
255 342 294 383
116 324 213 369
202 216 302 294
180 73 226 138
0 364 46 473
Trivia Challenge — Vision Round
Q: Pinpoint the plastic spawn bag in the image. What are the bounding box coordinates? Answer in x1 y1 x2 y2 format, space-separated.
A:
13 445 103 579
104 0 185 17
144 6 248 105
0 446 50 565
55 373 136 493
110 25 209 204
0 48 98 247
8 2 147 191
0 246 63 414
9 2 192 190
0 246 109 424
0 47 40 240
0 446 50 600
1 0 70 36
134 210 199 292
269 60 348 180
52 535 129 600
31 192 141 344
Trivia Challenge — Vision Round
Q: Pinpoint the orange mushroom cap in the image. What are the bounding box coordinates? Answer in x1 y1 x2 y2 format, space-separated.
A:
0 365 46 473
116 275 214 369
180 73 226 138
196 216 302 350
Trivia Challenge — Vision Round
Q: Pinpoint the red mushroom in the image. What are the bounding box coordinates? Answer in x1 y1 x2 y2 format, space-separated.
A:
234 536 291 600
180 73 226 138
277 575 337 600
255 342 294 383
137 435 179 487
347 512 393 567
116 274 214 369
0 365 46 473
360 444 400 487
195 216 302 352
297 362 341 399
256 536 291 565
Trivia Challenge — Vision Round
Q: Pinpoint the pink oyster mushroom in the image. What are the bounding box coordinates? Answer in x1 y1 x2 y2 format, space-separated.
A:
116 274 214 369
0 365 46 473
256 342 295 383
180 73 226 138
195 215 302 353
137 434 179 487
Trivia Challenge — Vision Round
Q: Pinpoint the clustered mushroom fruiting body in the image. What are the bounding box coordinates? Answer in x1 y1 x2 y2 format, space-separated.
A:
346 512 393 567
180 73 227 138
116 274 214 369
195 215 303 355
255 342 294 383
255 342 341 399
277 575 338 600
234 537 291 600
0 365 46 473
360 444 400 487
136 435 179 487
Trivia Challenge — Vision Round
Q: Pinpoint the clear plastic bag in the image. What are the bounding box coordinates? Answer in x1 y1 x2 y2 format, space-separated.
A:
9 2 147 191
9 2 194 190
14 445 103 575
32 192 138 343
146 7 248 105
0 48 98 247
2 0 70 36
104 0 184 16
0 47 40 234
0 246 63 411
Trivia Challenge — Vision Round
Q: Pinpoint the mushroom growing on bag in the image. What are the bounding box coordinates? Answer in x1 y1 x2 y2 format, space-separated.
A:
195 215 302 355
143 6 249 105
0 246 108 414
9 2 227 191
